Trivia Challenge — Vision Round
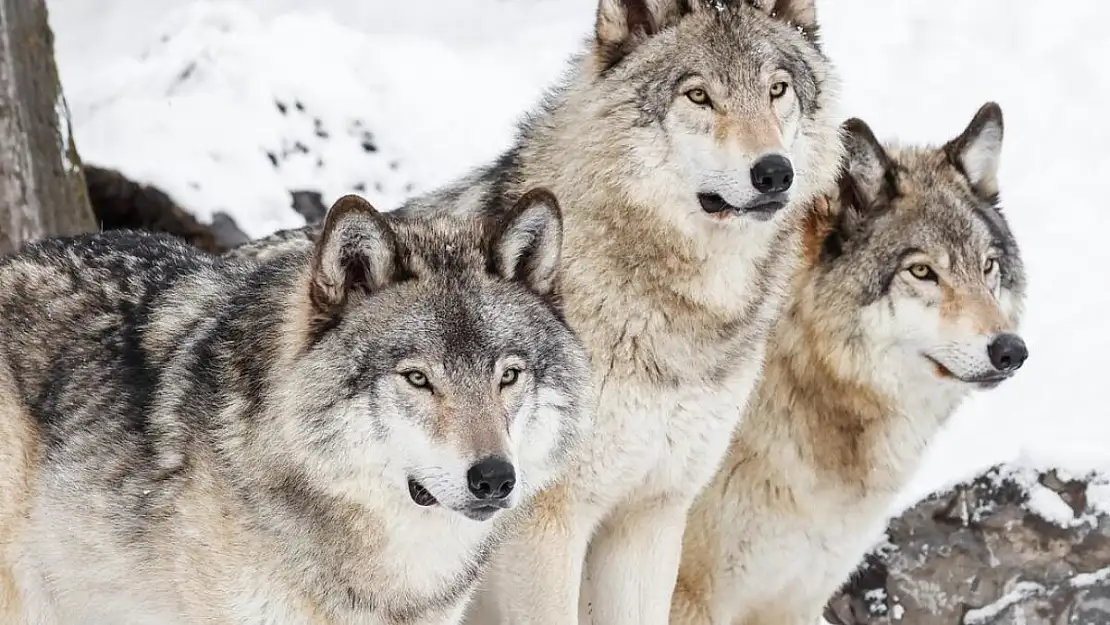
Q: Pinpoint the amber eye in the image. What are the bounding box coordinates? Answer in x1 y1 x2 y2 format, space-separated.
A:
769 81 789 99
685 88 711 106
907 263 938 282
500 367 521 388
983 258 997 274
403 370 430 389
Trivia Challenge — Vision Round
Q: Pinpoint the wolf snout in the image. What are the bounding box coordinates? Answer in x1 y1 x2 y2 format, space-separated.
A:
467 457 516 501
987 333 1028 373
750 154 794 195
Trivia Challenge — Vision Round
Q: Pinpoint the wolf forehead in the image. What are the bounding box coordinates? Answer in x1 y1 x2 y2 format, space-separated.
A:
348 288 560 361
612 4 825 103
881 146 1017 254
330 216 571 365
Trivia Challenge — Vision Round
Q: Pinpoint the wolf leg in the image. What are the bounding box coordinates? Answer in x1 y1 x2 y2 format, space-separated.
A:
417 600 468 625
465 484 593 625
0 564 22 624
0 379 39 625
666 582 716 625
580 496 688 625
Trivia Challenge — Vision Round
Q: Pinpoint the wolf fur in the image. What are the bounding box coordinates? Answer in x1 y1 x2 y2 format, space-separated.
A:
0 191 592 625
227 2 843 623
670 103 1028 625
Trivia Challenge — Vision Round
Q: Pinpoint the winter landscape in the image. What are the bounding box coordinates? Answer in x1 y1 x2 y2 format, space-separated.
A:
11 0 1110 621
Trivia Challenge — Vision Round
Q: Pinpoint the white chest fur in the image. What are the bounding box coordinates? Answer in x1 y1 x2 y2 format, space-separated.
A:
572 351 766 510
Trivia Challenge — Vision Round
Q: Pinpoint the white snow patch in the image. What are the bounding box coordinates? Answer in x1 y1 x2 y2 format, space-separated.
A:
963 581 1046 625
863 588 889 615
1070 566 1110 589
54 94 75 173
1090 481 1110 516
1024 484 1081 526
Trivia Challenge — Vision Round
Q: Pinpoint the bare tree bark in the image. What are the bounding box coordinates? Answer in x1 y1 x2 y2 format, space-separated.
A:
0 0 96 254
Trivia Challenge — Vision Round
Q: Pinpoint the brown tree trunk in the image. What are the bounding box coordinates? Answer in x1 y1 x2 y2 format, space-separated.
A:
0 0 96 255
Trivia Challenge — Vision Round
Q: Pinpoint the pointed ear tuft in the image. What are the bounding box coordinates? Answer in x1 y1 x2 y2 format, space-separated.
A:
308 195 399 316
839 117 894 216
595 0 695 70
944 101 1004 201
746 0 819 43
492 188 564 297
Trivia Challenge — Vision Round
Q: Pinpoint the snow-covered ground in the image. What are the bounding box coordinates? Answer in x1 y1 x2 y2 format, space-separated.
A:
46 0 1110 511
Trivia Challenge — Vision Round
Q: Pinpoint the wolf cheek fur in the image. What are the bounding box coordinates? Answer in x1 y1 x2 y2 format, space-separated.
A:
671 103 1028 625
0 190 593 625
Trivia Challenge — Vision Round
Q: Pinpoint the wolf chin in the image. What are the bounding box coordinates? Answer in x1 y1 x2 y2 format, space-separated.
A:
227 1 844 623
0 191 593 625
671 103 1028 625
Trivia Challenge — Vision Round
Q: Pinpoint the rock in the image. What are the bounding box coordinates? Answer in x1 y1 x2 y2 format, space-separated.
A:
290 190 327 225
208 212 251 249
84 165 249 254
825 465 1110 625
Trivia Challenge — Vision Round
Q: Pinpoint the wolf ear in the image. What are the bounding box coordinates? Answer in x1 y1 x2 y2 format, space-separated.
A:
839 117 894 216
491 189 563 297
746 0 819 41
308 195 399 316
595 0 697 70
944 102 1004 201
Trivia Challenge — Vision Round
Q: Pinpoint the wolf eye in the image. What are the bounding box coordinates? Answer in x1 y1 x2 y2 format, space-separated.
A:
983 258 998 274
907 263 938 282
500 367 521 388
402 370 430 389
685 88 711 106
769 81 790 99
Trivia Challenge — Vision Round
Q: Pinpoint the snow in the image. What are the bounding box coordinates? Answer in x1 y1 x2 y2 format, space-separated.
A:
53 93 75 173
977 462 1109 528
1072 566 1110 589
45 1 1110 502
962 581 1047 625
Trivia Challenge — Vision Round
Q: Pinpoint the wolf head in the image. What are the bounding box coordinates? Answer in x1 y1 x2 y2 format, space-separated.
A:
804 103 1027 398
277 190 591 523
581 0 842 227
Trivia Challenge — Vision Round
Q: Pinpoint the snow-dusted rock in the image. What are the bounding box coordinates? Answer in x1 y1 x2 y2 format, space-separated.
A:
826 465 1110 625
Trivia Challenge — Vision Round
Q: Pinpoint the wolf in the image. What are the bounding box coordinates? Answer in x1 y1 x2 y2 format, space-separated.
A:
669 102 1028 625
0 190 593 625
227 1 844 622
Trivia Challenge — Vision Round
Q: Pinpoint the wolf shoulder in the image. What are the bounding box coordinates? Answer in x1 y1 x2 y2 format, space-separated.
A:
0 229 250 438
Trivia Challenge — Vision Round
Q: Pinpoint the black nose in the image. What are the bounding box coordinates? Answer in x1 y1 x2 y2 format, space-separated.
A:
466 457 516 500
987 333 1028 372
750 154 794 194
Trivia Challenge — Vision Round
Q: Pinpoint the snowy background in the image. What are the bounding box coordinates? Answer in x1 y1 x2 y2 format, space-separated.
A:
45 0 1109 512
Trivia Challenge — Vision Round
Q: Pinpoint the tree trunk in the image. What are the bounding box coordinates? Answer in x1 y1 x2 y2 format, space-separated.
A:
0 0 96 255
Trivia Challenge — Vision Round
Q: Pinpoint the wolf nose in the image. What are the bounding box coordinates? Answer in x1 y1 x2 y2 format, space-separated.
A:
987 333 1028 372
467 457 516 500
750 154 794 194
